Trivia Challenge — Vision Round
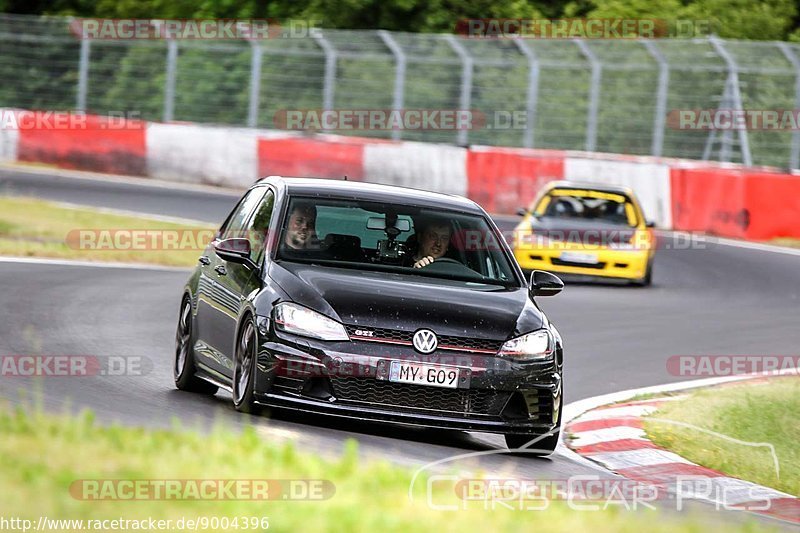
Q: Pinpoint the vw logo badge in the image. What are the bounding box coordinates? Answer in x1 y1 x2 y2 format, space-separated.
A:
413 329 438 354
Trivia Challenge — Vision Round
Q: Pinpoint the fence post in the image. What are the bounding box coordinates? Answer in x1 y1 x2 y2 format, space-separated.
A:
76 34 91 113
314 33 338 114
513 39 540 149
777 42 800 170
445 35 473 147
247 41 263 128
642 40 669 158
706 36 752 167
574 39 601 152
163 39 178 122
378 30 407 141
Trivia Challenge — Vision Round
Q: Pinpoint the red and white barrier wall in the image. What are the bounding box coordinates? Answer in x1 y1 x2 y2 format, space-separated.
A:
2 109 799 241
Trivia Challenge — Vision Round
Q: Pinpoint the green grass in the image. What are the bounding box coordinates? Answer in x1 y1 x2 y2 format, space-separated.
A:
0 196 215 267
644 377 800 496
770 238 800 249
0 402 764 533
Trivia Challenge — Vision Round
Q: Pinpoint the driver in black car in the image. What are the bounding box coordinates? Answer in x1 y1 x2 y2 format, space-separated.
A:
406 219 452 268
283 201 318 250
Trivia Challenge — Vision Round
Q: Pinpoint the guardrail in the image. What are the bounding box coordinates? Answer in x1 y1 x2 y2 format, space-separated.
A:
1 14 800 169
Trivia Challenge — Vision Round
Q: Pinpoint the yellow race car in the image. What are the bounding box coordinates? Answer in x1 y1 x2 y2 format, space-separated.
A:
512 181 655 286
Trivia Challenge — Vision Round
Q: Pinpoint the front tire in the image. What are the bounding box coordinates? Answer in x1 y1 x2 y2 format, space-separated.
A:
174 297 218 394
632 259 653 287
505 394 562 455
232 316 260 414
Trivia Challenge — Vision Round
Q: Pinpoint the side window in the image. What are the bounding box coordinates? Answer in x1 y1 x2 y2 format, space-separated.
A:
249 190 275 263
219 189 266 239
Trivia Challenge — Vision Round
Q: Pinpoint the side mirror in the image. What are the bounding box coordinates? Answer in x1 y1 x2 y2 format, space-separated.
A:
645 220 656 228
214 238 255 267
516 208 528 217
529 270 564 297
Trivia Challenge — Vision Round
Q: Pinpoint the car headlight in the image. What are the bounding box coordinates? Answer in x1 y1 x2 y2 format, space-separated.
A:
273 303 349 341
497 329 554 361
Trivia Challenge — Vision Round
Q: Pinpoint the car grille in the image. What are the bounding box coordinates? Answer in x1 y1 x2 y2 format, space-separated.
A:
329 378 511 417
344 325 503 353
550 258 607 270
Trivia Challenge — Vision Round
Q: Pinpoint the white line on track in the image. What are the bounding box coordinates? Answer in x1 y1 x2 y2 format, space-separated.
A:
0 256 191 272
0 162 243 197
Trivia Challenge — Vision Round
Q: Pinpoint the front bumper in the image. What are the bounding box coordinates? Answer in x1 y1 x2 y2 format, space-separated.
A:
253 328 562 436
514 246 652 280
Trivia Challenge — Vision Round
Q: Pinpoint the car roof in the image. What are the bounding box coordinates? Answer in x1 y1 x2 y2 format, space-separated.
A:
544 180 635 197
258 176 484 214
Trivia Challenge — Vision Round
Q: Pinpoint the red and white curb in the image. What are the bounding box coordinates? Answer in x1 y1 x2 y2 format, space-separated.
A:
564 394 799 525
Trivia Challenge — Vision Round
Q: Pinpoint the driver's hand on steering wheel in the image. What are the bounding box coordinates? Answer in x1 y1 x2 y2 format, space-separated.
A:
413 256 435 268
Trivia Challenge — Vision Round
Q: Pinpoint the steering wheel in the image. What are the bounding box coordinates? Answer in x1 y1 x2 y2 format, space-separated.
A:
417 257 461 268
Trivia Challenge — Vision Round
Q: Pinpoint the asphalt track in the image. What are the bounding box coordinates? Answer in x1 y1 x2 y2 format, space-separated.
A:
1 166 798 527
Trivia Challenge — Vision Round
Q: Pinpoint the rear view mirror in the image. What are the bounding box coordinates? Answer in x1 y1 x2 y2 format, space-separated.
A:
516 208 527 216
646 220 656 228
366 216 411 232
529 270 564 297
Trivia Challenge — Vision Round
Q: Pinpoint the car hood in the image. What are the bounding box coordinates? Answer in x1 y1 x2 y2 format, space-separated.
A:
269 262 544 341
529 217 637 245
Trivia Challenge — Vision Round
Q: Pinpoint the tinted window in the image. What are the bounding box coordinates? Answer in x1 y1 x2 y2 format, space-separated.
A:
249 190 275 263
276 196 519 288
316 207 413 249
219 188 266 238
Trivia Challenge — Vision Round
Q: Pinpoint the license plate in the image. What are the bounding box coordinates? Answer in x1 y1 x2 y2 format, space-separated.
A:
560 251 599 264
388 361 461 389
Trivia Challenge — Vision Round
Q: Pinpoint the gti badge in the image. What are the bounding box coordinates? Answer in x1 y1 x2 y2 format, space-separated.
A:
413 329 438 354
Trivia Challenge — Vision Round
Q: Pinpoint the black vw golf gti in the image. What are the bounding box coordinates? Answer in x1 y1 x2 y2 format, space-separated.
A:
175 177 565 452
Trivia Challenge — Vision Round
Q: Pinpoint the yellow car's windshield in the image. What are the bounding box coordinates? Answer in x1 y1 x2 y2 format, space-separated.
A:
534 189 638 227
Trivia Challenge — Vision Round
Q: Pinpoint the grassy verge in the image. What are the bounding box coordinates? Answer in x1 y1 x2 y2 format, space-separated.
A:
0 196 215 267
644 377 799 496
0 404 754 533
770 238 800 249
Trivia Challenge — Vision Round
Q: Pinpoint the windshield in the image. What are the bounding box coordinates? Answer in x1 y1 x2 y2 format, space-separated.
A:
275 196 520 288
534 189 638 227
